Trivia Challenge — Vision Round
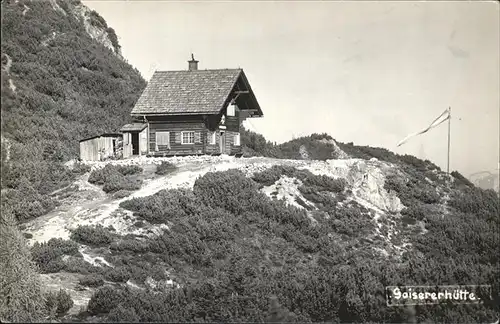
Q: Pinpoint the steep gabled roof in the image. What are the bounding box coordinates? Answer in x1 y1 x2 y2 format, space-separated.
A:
130 69 262 116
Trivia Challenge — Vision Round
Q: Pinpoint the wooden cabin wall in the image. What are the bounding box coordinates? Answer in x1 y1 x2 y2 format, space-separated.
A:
225 130 242 155
148 116 206 155
205 130 242 155
224 108 240 132
142 115 244 156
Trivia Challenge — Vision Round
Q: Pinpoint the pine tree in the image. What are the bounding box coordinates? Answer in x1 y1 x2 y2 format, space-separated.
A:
0 207 47 322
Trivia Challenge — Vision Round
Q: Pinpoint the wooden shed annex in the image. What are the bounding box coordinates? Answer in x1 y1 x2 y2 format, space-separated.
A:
79 133 122 161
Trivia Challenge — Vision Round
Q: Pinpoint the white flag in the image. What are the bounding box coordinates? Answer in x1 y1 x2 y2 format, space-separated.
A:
397 108 450 147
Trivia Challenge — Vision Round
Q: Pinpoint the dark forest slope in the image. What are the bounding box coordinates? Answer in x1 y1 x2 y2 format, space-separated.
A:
1 0 146 221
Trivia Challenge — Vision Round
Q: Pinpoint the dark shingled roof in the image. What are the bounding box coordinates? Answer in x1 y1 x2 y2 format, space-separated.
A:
120 123 147 132
131 69 243 115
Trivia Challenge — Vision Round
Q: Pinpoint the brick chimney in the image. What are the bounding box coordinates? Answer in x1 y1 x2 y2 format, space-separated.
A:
188 53 198 71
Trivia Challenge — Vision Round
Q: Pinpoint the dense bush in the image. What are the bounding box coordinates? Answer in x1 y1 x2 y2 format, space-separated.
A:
120 188 200 224
88 164 143 193
45 289 74 317
194 169 264 215
87 286 123 315
112 189 132 199
116 165 143 176
102 173 142 193
70 225 113 246
0 208 47 322
301 174 347 193
1 0 146 221
79 274 105 288
451 170 475 189
251 165 304 187
103 266 131 283
155 161 177 175
1 178 58 222
449 187 499 220
241 127 340 161
112 168 500 322
30 238 80 273
384 173 441 206
110 239 150 253
72 162 91 175
63 256 103 275
107 304 140 322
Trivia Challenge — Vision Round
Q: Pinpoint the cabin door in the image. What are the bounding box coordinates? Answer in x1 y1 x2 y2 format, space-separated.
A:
219 131 226 154
131 133 139 155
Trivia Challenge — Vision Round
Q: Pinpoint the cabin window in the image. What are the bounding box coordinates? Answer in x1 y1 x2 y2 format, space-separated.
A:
181 131 195 144
156 131 170 151
234 133 240 146
209 131 216 145
227 103 236 117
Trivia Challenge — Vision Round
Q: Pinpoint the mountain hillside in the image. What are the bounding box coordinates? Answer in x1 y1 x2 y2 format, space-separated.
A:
16 151 500 323
1 0 146 222
1 2 499 323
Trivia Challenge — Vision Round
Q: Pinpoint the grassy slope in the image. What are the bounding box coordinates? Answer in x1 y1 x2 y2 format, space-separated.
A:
1 0 146 222
30 161 499 323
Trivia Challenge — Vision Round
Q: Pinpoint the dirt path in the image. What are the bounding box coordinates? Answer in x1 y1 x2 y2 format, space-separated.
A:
24 161 214 245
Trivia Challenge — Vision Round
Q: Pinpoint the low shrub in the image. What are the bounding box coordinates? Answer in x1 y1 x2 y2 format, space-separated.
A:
1 181 57 222
45 289 74 316
104 266 131 283
450 171 474 188
302 174 346 193
70 225 114 246
107 304 140 322
194 169 265 215
72 162 91 175
384 174 441 205
155 161 177 175
102 174 142 193
449 187 499 218
31 238 80 273
79 274 105 288
87 286 124 315
88 165 115 185
327 205 375 237
64 256 103 275
110 239 150 253
88 164 143 193
113 190 132 198
120 188 200 224
251 165 301 187
116 165 143 176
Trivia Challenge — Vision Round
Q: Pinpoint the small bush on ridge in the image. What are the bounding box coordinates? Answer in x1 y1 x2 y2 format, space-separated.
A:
45 289 74 316
155 161 177 175
70 225 113 246
79 274 105 288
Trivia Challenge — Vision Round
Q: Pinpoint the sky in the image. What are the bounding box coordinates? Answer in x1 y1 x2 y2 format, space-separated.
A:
83 0 499 177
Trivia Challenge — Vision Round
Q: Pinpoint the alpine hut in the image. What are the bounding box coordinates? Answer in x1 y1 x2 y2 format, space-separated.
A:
120 54 263 158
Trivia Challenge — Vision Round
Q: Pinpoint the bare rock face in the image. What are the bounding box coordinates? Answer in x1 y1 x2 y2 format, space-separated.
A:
70 1 123 59
299 145 310 160
318 138 350 159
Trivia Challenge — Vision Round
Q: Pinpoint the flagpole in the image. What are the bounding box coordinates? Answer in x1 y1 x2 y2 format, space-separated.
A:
447 106 451 174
